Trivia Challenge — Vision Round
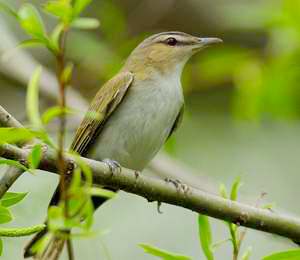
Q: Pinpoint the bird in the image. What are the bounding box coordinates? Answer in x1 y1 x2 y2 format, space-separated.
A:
24 31 222 258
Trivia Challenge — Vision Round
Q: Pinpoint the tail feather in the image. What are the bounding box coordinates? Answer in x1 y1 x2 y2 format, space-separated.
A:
24 184 114 258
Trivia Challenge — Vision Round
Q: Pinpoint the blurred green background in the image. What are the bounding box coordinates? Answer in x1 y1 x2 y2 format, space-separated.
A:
1 0 300 259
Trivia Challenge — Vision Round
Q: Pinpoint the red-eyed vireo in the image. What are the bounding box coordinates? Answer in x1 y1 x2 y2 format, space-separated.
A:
24 31 222 258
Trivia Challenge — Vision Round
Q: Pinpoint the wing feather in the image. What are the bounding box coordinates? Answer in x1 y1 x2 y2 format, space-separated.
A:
70 71 134 155
167 105 184 140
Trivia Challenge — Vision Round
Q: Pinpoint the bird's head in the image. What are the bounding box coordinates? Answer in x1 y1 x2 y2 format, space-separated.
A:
124 31 222 79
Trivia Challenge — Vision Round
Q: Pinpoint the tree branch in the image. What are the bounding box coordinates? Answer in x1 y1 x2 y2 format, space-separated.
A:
1 143 300 243
0 105 24 197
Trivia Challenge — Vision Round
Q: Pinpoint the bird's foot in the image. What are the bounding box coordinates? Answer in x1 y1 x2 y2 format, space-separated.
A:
164 178 189 194
103 159 122 176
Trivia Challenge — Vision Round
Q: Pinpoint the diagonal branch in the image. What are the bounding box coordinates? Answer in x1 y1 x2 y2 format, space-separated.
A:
1 142 300 243
0 105 24 197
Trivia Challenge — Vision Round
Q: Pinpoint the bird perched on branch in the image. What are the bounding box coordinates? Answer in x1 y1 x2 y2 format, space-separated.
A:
24 31 222 258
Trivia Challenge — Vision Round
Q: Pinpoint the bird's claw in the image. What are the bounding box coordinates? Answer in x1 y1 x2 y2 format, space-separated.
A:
103 159 122 176
164 178 189 194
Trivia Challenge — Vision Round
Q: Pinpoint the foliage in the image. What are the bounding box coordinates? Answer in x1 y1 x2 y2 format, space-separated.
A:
0 0 109 257
198 215 214 260
196 0 300 120
0 192 27 255
139 244 191 260
262 249 300 260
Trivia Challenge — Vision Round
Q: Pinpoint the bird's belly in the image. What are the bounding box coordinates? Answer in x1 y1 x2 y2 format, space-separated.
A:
91 81 183 170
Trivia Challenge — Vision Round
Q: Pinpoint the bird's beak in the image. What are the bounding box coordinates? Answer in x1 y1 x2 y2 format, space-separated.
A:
198 37 223 46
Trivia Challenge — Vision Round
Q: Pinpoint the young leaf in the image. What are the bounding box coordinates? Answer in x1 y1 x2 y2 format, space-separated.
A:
0 158 28 172
0 192 27 207
139 243 191 260
230 176 242 201
47 206 64 231
219 184 228 199
0 2 18 18
50 23 64 53
69 168 82 193
0 206 12 224
26 67 42 128
61 63 74 84
0 127 35 144
28 144 42 169
18 4 46 40
18 39 47 49
241 246 252 260
41 106 75 125
262 249 300 260
198 215 214 260
73 0 92 16
71 18 100 29
44 1 72 23
30 233 52 256
72 156 93 186
85 187 115 199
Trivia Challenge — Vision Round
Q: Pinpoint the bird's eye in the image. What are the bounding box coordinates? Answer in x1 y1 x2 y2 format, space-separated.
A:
166 37 178 46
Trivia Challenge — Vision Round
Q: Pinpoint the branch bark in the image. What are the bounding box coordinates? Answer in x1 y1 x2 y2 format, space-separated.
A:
1 143 300 243
0 105 24 197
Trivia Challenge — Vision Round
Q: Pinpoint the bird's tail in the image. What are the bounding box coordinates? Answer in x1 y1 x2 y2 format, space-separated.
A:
24 185 113 258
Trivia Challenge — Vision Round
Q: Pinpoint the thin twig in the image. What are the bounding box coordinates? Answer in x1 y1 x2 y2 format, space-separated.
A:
55 27 73 260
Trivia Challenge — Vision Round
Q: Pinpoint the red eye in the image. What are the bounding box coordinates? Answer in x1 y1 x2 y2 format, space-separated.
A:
166 37 178 46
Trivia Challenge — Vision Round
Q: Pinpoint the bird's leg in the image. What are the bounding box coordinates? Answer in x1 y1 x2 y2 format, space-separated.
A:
157 201 163 214
102 159 122 176
164 178 189 194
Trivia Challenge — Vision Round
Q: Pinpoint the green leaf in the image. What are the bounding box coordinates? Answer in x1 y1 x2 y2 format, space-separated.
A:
73 0 92 16
219 184 228 199
262 249 300 260
61 63 74 84
241 246 252 260
85 187 115 199
69 168 82 191
0 128 35 144
18 4 46 40
0 206 12 224
44 1 72 23
1 192 27 207
139 244 191 260
72 156 92 186
50 23 64 53
41 106 75 125
30 233 52 256
71 18 100 29
198 215 214 260
0 238 3 256
48 206 64 231
26 67 42 128
0 158 28 172
0 3 18 18
230 176 242 201
28 144 42 169
18 39 47 49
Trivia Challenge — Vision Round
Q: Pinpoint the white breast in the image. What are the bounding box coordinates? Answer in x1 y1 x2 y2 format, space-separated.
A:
92 72 184 170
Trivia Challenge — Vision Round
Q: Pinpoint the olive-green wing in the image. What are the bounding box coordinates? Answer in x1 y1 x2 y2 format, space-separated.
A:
168 105 184 139
70 71 134 155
